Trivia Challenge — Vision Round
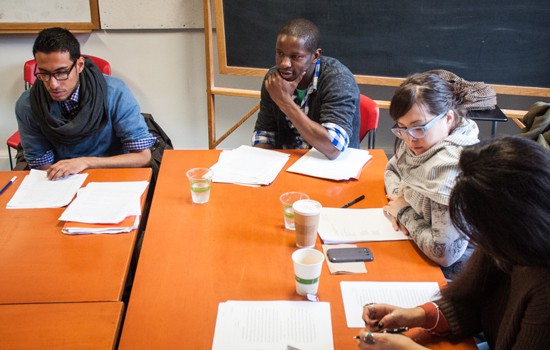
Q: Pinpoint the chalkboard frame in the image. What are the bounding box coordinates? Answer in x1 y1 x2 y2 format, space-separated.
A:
0 0 100 33
214 0 550 98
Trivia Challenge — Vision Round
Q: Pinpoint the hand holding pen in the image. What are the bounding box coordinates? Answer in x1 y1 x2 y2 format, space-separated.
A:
355 329 419 349
362 303 423 333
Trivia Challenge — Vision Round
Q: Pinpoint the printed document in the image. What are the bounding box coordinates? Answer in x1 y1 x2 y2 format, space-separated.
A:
318 208 408 243
212 301 334 350
6 169 87 209
286 148 372 181
59 181 148 224
210 145 290 186
340 281 440 328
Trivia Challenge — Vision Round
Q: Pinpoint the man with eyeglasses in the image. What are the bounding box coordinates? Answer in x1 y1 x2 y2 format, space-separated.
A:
15 27 155 180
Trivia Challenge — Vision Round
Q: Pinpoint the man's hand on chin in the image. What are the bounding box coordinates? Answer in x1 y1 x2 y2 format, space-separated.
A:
265 70 306 106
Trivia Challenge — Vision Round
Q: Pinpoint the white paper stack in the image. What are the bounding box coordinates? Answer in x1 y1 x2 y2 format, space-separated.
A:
59 181 149 234
6 169 88 209
286 148 372 181
210 145 290 186
212 301 334 350
318 208 409 243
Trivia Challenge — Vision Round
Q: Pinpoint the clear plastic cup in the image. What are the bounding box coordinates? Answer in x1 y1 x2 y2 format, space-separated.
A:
186 168 213 204
280 192 310 230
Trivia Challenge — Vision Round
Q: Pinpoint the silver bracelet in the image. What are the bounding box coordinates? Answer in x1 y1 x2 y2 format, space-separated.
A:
425 302 440 331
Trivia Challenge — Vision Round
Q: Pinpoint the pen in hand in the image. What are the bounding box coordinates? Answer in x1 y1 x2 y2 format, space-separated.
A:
353 327 409 340
341 194 365 208
0 176 17 195
382 326 409 333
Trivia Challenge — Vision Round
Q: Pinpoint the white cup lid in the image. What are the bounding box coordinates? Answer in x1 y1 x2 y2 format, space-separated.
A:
292 199 322 215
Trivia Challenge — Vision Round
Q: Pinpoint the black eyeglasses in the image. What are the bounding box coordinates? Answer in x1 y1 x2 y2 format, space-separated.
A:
33 60 77 82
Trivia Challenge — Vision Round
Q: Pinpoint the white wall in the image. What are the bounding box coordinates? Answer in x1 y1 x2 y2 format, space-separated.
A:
0 29 264 171
0 29 544 171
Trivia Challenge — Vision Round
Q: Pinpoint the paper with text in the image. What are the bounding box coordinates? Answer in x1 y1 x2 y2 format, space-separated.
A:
6 169 88 209
318 208 409 243
210 145 290 186
341 281 440 328
59 181 148 224
212 301 334 350
286 148 372 181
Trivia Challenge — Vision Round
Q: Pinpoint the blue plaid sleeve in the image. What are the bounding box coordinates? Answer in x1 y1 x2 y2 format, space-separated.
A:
322 122 349 152
252 130 277 147
123 136 157 152
28 149 55 169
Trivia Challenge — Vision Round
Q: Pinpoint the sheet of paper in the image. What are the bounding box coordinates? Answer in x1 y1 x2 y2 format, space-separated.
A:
59 181 148 224
318 208 408 243
210 145 290 186
286 148 372 181
62 215 140 234
340 281 441 328
322 244 367 274
212 301 334 350
6 169 88 209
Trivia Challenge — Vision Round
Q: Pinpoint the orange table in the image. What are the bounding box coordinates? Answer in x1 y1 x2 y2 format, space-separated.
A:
119 150 475 349
0 301 123 350
0 168 151 304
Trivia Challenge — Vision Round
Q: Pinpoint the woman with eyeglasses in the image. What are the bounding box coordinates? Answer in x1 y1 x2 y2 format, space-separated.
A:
357 137 550 349
383 71 479 279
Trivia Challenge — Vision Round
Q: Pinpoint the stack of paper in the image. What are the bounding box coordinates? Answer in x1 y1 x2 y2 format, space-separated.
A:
59 181 149 234
210 145 290 186
212 301 334 350
61 215 140 234
286 148 372 181
6 169 88 209
318 208 409 244
340 281 440 328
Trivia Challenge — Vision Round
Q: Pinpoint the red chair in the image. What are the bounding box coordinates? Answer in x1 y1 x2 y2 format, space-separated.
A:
6 132 21 170
359 94 380 149
7 55 111 169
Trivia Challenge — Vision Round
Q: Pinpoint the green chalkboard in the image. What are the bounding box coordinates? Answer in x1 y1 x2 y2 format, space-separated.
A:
220 0 550 91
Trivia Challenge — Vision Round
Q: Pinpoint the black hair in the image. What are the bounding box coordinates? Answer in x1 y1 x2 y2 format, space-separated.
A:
278 18 320 53
389 71 466 124
32 27 81 61
449 136 550 266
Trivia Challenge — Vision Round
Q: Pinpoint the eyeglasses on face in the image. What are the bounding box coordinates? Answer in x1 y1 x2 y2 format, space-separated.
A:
391 110 448 139
33 59 78 82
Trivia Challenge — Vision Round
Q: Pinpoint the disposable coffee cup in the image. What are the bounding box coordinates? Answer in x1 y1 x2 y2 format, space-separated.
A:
292 248 325 296
292 199 322 248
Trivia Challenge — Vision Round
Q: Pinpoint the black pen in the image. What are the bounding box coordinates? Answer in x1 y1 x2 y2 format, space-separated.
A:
0 176 17 195
341 194 365 208
353 327 409 341
383 327 409 333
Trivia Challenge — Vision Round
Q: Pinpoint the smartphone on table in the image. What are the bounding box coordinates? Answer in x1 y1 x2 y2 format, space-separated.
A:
326 247 374 263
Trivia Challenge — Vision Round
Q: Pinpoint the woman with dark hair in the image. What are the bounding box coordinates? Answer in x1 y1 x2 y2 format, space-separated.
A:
357 137 550 349
383 71 479 279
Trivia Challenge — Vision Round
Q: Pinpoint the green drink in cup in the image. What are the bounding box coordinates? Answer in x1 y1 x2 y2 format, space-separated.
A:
280 192 309 230
186 168 213 204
